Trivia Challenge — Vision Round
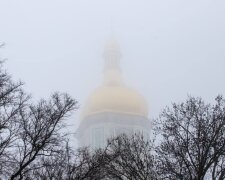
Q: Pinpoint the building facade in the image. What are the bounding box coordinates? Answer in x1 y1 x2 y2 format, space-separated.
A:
76 39 151 149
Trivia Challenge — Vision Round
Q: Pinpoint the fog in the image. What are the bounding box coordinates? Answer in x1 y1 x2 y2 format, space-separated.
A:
0 0 225 136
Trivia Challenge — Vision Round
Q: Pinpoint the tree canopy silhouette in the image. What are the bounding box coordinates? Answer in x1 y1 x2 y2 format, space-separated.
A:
0 61 77 179
155 96 225 180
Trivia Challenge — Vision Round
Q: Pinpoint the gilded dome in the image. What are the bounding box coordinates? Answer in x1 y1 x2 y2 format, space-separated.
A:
82 85 148 118
82 38 148 118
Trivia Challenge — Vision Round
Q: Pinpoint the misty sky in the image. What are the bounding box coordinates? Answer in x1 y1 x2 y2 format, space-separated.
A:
0 0 225 131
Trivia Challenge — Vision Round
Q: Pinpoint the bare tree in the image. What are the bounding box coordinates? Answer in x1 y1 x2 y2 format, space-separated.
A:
0 63 28 178
23 141 77 180
155 96 225 180
24 133 158 180
9 93 76 180
98 133 158 180
0 60 77 179
24 143 107 180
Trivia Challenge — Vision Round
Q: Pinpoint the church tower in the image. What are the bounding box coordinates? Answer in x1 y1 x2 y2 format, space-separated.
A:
76 39 151 149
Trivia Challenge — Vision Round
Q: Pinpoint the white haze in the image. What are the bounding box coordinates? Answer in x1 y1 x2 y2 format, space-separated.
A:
0 0 225 142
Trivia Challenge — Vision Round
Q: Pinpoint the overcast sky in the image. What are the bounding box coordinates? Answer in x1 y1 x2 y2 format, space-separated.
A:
0 0 225 133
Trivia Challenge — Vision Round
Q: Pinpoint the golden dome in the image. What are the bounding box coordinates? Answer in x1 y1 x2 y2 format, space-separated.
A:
82 38 148 118
82 85 148 118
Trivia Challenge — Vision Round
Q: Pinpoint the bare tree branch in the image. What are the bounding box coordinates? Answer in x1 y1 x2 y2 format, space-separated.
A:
155 96 225 180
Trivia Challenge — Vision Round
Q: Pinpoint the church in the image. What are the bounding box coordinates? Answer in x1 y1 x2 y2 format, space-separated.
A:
76 39 151 149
